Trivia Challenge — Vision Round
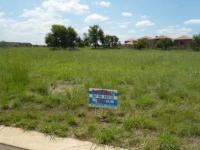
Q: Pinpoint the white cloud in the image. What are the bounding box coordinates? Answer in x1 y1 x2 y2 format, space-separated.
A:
0 12 12 28
0 0 89 44
85 13 109 23
41 0 89 14
184 19 200 25
157 26 192 38
135 20 155 29
99 1 111 8
122 12 133 17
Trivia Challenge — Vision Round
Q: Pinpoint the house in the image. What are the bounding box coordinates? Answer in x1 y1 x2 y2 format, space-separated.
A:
139 36 154 48
124 38 138 48
124 35 193 49
154 35 171 40
151 35 172 48
174 35 193 49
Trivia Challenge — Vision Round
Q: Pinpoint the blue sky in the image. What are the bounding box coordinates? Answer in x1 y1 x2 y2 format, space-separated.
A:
0 0 200 44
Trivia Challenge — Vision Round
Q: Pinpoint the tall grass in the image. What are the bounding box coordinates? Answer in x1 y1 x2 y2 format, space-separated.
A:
0 47 199 149
0 51 29 109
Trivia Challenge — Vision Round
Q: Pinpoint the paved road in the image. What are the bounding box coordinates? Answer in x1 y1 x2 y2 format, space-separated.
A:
0 144 26 150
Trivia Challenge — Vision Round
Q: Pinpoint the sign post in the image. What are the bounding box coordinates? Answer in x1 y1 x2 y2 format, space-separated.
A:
88 88 118 109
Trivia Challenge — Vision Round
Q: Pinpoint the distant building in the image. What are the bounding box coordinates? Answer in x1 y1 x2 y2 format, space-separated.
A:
139 36 153 48
154 35 171 40
124 38 137 48
174 35 193 49
149 35 172 48
124 35 193 49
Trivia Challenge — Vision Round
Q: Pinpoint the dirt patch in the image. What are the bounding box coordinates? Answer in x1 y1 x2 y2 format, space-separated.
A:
182 137 200 150
49 81 82 94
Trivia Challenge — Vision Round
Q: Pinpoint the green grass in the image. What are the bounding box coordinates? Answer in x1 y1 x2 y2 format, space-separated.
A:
0 47 200 149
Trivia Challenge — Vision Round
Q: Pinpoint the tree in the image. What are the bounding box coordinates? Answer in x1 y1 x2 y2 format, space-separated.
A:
83 33 90 47
191 34 200 51
66 27 78 48
134 39 149 50
104 35 119 48
156 39 173 50
45 25 78 49
99 29 105 46
111 36 120 48
88 25 104 48
76 36 85 47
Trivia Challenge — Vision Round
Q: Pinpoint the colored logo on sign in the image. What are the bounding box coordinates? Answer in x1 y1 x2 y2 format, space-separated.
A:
89 88 118 109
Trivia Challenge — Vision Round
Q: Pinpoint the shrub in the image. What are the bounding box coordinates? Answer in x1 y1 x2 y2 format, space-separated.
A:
156 39 173 50
191 34 200 51
134 39 149 50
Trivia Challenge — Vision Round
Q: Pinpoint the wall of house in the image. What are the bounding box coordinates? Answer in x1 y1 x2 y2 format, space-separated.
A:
174 40 192 49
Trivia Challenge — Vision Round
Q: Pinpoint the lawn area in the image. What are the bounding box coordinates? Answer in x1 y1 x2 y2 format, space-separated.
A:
0 47 199 149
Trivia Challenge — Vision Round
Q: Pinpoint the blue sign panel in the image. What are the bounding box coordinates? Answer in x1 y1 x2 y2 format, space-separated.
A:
89 88 118 109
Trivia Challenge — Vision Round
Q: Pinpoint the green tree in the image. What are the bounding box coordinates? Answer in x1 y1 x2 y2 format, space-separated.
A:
191 34 200 51
104 35 119 48
45 25 78 49
156 39 173 50
88 25 104 48
76 36 85 47
99 29 105 46
65 27 78 48
135 39 149 50
83 33 90 47
104 35 111 48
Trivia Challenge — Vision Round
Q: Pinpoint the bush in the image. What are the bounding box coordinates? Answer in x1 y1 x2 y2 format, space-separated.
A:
191 34 200 51
134 39 149 50
156 39 173 50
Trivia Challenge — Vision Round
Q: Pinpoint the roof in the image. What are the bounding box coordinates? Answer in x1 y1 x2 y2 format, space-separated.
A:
175 35 192 40
154 35 170 40
125 41 134 45
140 36 153 40
125 38 137 42
125 38 138 45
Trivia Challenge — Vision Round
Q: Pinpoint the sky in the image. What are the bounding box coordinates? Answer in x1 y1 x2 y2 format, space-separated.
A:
0 0 200 44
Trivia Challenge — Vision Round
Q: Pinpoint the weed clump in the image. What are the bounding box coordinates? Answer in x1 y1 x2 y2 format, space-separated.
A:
159 133 180 150
95 127 117 144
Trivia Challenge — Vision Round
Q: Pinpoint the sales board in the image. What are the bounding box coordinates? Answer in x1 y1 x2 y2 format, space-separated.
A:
89 88 118 109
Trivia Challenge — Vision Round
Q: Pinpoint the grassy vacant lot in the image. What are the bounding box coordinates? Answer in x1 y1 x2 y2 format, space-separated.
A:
0 47 199 149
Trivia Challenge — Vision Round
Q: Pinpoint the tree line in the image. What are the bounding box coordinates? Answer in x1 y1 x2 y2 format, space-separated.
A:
45 24 200 51
45 24 120 49
0 41 32 47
